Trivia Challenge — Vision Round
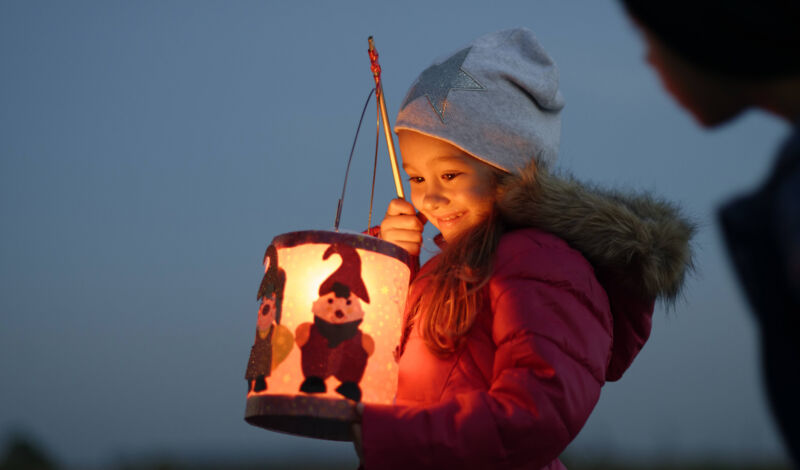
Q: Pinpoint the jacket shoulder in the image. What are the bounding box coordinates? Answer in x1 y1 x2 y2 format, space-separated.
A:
489 228 614 384
493 228 596 284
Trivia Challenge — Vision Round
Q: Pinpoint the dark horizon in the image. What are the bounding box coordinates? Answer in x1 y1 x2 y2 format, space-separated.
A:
0 432 792 470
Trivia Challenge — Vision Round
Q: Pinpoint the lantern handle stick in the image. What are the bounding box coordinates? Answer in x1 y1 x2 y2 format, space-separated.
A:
368 36 405 200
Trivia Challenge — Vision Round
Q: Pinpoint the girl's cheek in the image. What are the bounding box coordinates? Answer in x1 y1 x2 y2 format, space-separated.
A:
410 188 425 212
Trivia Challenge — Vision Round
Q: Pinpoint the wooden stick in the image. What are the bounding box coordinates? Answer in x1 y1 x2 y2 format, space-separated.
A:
368 36 405 199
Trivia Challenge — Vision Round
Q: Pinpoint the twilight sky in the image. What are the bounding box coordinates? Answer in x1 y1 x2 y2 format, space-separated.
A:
0 0 792 467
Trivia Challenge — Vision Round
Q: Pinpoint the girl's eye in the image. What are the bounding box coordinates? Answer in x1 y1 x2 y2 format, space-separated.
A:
408 176 424 184
442 172 461 181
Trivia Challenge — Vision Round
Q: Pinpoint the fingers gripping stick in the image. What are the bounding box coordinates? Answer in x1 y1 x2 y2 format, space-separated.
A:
380 199 427 255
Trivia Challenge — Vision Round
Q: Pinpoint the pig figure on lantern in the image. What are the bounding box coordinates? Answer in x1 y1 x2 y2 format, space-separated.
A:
296 243 375 402
245 245 294 393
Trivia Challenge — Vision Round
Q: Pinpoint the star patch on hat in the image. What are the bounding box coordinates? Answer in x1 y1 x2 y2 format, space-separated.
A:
395 28 565 172
400 47 485 123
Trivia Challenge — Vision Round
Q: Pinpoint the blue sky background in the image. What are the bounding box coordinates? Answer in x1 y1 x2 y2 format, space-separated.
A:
0 1 792 467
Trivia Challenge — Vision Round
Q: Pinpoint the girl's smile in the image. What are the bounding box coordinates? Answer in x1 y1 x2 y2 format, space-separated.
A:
398 130 498 242
436 210 468 225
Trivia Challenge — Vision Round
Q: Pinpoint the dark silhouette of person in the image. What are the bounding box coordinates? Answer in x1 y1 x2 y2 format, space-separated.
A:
620 1 800 465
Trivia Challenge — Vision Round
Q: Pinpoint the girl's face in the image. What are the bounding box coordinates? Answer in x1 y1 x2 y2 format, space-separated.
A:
399 130 496 242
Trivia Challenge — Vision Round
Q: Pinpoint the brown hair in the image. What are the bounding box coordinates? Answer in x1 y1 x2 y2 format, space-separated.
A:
403 168 510 357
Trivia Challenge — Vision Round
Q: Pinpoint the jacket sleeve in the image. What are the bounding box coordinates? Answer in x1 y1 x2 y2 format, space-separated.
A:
361 244 612 469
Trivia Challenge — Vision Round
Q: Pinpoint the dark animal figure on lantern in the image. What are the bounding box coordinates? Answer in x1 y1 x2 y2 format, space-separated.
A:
296 243 375 402
245 244 293 393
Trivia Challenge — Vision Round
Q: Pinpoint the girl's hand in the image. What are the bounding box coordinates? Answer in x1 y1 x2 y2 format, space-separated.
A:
379 199 426 256
351 402 365 464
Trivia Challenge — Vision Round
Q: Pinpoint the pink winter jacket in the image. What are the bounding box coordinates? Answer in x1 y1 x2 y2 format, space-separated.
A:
362 167 695 469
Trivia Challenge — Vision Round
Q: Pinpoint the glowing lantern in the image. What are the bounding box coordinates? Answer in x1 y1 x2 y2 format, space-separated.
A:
244 230 411 440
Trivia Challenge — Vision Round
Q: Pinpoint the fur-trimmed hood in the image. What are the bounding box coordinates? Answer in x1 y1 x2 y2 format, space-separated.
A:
497 162 696 380
498 162 695 302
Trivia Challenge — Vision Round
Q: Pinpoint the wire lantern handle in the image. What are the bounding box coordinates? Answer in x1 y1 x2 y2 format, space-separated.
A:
333 36 405 232
334 88 376 232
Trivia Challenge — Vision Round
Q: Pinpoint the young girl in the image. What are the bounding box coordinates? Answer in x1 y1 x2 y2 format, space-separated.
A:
353 28 694 470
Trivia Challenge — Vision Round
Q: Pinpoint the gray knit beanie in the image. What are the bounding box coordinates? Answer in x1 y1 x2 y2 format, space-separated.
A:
395 28 565 173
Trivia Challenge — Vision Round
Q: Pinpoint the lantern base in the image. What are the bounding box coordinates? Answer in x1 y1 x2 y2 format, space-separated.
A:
244 394 358 441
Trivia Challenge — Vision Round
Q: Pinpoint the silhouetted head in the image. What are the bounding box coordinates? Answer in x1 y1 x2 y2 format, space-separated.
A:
622 1 800 126
621 0 800 79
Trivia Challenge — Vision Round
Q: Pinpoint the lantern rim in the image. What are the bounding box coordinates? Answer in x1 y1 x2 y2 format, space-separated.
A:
245 394 358 441
271 230 412 265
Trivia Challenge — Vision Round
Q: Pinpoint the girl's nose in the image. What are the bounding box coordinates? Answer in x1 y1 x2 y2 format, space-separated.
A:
422 187 448 211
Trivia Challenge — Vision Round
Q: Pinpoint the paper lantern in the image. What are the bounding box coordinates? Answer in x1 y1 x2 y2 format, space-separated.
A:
244 230 411 440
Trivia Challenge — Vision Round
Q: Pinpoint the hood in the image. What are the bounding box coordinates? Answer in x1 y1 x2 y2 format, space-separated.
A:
497 163 696 381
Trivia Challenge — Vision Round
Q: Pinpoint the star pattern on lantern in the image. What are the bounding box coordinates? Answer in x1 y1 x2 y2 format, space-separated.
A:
401 47 485 123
